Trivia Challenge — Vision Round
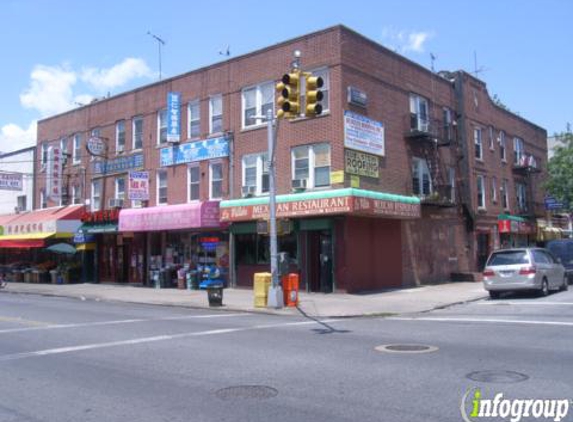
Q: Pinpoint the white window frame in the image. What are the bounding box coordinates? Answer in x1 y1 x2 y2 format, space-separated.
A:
499 131 507 162
242 81 274 128
474 127 483 160
157 109 167 145
409 94 429 132
91 179 102 212
156 170 168 205
241 153 269 196
132 116 143 150
209 161 223 200
72 184 81 205
501 179 509 210
187 164 200 202
516 182 527 212
187 100 201 139
477 174 486 210
412 157 432 197
60 137 68 156
300 67 330 116
443 108 453 142
116 120 126 153
291 143 331 189
41 142 48 168
209 95 223 135
115 177 125 201
513 137 524 165
491 177 498 204
488 126 494 150
40 189 47 209
73 134 81 164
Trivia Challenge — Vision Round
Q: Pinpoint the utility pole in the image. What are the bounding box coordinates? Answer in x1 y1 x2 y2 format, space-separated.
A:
147 31 166 80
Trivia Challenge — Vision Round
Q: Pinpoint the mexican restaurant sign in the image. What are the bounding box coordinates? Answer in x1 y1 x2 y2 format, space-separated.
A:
220 188 420 222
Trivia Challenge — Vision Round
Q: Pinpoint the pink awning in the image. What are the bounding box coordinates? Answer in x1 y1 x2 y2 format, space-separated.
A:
118 201 223 232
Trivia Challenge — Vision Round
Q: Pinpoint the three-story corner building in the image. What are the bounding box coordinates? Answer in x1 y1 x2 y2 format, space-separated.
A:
32 25 548 292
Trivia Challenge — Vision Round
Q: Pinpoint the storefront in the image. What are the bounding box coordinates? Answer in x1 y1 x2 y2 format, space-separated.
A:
118 201 228 287
220 188 421 293
498 214 535 248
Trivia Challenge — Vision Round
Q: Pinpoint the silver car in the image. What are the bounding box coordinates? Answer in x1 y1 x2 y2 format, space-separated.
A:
483 248 568 299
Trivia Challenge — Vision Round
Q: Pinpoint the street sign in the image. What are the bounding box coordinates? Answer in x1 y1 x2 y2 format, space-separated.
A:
544 196 566 210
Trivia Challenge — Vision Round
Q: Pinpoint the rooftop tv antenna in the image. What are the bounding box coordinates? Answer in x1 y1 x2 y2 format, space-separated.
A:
147 31 166 80
218 44 231 57
430 52 436 72
473 51 488 77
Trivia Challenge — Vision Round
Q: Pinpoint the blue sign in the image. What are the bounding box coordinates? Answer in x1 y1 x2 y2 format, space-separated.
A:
73 232 95 244
544 196 566 210
93 153 144 175
160 137 230 167
167 92 181 143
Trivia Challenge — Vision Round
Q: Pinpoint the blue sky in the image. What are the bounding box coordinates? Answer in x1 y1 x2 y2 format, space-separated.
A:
1 0 571 152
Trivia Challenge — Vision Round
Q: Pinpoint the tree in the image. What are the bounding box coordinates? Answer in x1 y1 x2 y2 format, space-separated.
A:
546 127 573 211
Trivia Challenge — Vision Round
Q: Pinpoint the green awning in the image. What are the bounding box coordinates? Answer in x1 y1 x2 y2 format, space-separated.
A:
498 214 527 223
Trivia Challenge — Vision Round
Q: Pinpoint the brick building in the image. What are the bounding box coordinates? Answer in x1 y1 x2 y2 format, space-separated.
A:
29 25 547 291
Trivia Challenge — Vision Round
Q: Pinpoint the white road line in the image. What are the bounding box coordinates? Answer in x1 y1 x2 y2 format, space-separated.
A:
0 313 250 334
0 319 342 362
478 301 573 306
391 316 573 327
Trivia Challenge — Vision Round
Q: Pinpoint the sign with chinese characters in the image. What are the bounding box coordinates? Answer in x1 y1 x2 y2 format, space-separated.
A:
81 208 120 224
345 149 379 178
0 172 23 191
128 171 150 201
344 110 385 157
160 136 229 167
167 92 181 143
46 146 63 202
93 153 144 175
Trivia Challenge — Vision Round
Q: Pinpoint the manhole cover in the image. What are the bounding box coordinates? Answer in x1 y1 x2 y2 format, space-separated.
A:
466 370 529 384
215 385 278 401
375 344 439 354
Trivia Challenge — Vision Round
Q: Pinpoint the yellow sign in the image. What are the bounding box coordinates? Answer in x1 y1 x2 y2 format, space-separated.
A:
350 175 360 188
345 149 379 178
330 170 344 184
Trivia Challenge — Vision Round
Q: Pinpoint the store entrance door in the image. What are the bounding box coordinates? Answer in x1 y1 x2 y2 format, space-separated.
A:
477 233 490 271
308 230 333 293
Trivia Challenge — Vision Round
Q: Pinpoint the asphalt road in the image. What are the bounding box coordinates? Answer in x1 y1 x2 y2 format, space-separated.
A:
0 288 572 422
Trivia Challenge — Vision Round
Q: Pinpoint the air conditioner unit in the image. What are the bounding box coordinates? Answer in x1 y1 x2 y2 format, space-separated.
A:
14 206 22 214
241 186 256 197
108 198 124 208
117 145 125 154
292 179 308 190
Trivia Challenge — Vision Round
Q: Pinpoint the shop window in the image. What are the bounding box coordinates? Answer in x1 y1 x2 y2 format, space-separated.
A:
209 162 223 199
291 143 331 189
209 95 223 134
116 120 126 153
300 67 330 115
132 116 143 150
242 82 274 128
235 233 297 265
242 153 269 196
157 170 168 205
73 134 82 164
188 165 200 201
188 100 200 139
412 157 432 197
409 94 429 132
157 109 167 145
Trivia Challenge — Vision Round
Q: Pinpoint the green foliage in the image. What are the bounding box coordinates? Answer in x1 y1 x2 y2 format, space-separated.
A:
546 128 573 211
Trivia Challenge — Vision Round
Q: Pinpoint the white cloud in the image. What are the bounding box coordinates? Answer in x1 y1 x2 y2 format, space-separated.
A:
81 58 152 91
20 65 77 117
381 27 434 54
404 32 432 53
0 121 37 154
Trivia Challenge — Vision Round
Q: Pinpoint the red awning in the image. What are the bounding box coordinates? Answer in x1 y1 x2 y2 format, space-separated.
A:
0 239 45 248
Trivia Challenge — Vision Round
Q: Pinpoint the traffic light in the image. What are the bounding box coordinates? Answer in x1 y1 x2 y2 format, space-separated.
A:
305 74 324 117
276 71 301 119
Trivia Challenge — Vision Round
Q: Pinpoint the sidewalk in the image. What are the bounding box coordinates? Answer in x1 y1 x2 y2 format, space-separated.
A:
0 282 488 318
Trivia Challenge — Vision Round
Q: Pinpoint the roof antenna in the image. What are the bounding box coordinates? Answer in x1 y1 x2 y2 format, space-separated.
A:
218 44 231 57
473 50 488 77
147 31 166 80
430 52 436 72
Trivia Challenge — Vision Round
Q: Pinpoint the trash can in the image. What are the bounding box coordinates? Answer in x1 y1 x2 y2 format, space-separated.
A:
206 283 224 307
282 273 300 307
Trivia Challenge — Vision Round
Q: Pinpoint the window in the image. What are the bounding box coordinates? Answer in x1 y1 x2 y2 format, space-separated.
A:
115 177 125 200
73 134 82 164
448 167 456 203
60 137 68 156
412 157 432 196
132 116 143 150
116 120 126 153
443 108 453 142
40 189 47 209
209 162 223 199
409 94 429 132
488 126 494 150
242 82 274 128
300 68 330 115
491 177 498 204
41 143 48 167
157 170 168 205
513 137 524 165
242 153 269 196
188 100 200 139
477 175 486 209
72 185 81 205
516 182 527 212
474 127 483 160
499 131 506 162
291 143 331 189
157 109 167 145
188 165 200 201
91 180 102 211
501 179 509 210
17 195 26 211
209 95 223 134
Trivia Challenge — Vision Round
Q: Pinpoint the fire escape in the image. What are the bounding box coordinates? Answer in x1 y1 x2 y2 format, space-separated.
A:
512 153 542 218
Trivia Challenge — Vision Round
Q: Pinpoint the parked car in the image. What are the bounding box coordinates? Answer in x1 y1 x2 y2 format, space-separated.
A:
545 239 573 284
482 248 568 299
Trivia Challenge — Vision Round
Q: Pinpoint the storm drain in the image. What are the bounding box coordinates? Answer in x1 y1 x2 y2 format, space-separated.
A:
215 385 278 401
466 370 529 384
375 344 439 354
